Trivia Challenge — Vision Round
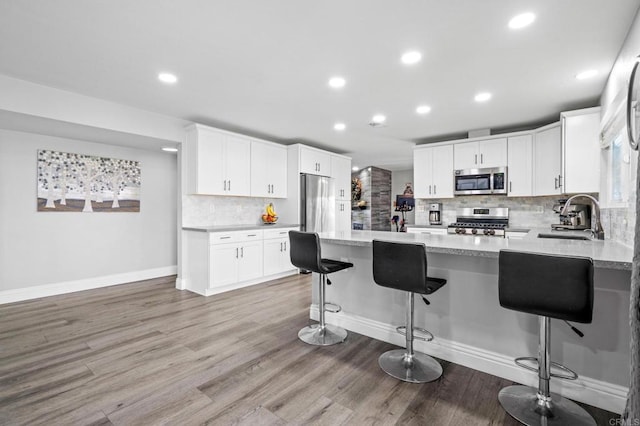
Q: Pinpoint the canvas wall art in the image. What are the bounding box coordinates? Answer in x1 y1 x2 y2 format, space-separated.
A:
37 149 141 212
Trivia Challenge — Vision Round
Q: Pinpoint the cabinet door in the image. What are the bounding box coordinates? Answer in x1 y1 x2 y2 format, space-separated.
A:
507 135 533 197
413 148 434 198
251 141 288 198
237 240 263 281
210 244 238 288
300 147 331 175
562 110 600 194
533 125 562 196
431 145 454 198
263 238 286 276
331 155 352 200
453 142 478 170
196 129 226 195
335 201 351 232
225 135 251 196
478 138 507 168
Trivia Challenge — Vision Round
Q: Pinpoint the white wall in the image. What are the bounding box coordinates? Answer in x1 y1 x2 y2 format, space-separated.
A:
0 130 177 294
599 8 640 247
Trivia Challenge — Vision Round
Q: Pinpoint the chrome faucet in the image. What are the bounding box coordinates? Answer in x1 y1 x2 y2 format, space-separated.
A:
560 194 605 240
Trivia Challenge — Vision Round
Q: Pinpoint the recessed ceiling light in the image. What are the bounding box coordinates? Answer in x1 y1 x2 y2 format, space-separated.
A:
352 166 359 172
328 76 346 88
158 73 178 84
334 122 346 131
576 69 598 80
416 105 432 115
371 114 386 124
162 147 178 152
474 92 492 102
401 51 422 65
508 12 535 29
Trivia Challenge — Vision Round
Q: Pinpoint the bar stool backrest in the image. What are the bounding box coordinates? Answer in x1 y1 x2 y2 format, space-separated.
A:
498 250 594 323
289 230 322 273
373 240 429 294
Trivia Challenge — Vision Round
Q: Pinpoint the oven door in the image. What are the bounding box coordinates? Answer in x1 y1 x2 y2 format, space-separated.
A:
454 170 492 195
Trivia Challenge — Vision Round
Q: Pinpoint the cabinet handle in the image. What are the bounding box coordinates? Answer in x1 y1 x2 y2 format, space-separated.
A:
509 181 512 193
284 241 286 251
429 185 432 195
241 247 244 257
558 175 562 188
554 177 558 189
247 234 256 237
480 153 483 164
434 185 437 194
475 154 478 164
220 236 231 239
228 180 231 191
235 247 239 258
223 180 227 191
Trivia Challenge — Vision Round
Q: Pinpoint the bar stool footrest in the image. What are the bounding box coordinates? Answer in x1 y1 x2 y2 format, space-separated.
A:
324 302 341 313
396 326 434 342
514 357 579 380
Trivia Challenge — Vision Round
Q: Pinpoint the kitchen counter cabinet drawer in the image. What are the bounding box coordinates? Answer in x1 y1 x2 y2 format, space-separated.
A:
263 227 298 240
209 230 263 245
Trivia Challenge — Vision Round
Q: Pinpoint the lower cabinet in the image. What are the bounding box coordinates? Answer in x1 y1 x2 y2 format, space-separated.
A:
184 227 298 296
263 228 296 276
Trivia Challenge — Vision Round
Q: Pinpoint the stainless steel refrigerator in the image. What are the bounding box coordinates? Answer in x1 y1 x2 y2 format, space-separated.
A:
300 174 335 232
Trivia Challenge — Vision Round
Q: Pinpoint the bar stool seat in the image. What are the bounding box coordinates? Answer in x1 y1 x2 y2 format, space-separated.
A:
498 250 596 426
372 240 447 383
289 230 353 346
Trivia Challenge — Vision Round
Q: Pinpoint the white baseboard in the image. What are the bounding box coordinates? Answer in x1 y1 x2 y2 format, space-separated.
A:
200 269 298 296
310 305 628 414
0 266 177 304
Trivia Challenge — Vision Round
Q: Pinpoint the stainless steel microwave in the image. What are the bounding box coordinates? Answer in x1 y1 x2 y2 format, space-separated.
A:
454 167 507 195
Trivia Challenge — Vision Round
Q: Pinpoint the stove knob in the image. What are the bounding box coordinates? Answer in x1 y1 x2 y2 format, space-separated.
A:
471 228 478 235
489 229 495 236
456 228 464 234
483 229 490 235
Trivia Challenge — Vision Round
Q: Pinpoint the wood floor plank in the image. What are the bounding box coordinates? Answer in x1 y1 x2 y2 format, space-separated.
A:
0 274 621 426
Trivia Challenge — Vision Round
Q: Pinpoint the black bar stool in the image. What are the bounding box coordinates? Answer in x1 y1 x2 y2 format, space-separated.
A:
498 250 596 426
288 230 353 346
372 240 447 383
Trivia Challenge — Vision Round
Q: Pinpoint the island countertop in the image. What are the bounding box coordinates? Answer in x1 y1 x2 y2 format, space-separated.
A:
317 229 633 270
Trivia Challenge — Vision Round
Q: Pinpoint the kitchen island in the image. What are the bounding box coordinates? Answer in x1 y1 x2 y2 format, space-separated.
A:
311 230 632 413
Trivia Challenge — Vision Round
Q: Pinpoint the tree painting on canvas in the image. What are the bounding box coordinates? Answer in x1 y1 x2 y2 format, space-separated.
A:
37 150 141 212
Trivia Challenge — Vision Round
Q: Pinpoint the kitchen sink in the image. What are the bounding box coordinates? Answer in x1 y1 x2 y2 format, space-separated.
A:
537 233 591 241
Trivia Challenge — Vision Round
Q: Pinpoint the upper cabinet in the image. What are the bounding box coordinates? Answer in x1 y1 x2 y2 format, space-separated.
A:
533 123 562 196
454 138 507 170
414 144 454 199
507 135 533 197
300 146 331 176
561 107 601 194
331 154 351 200
250 140 287 198
185 124 251 196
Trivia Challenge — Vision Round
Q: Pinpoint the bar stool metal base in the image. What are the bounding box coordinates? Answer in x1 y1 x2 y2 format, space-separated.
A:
498 385 596 426
298 323 347 346
378 349 443 383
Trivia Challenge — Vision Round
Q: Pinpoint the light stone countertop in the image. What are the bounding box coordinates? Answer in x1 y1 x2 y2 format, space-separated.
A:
183 223 300 232
317 229 633 271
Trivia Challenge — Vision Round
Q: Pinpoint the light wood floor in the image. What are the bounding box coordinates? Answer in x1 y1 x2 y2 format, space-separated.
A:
0 274 618 425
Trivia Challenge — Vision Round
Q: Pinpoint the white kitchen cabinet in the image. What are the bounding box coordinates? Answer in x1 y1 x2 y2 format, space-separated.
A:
414 144 454 199
300 146 331 176
454 138 507 170
251 140 288 198
331 155 352 200
263 227 297 277
209 231 263 289
185 124 251 196
507 135 533 197
533 123 562 196
335 200 351 232
561 107 601 194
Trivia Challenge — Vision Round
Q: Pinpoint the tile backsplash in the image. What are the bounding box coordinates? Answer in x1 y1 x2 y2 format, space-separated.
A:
183 195 280 227
415 194 595 229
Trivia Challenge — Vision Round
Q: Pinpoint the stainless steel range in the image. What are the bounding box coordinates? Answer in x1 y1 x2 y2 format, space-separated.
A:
447 207 509 237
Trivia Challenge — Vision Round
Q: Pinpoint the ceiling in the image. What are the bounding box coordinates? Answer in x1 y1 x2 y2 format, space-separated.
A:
1 1 639 170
